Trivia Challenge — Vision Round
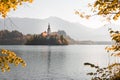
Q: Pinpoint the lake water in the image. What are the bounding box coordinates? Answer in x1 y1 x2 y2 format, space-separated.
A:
0 45 112 80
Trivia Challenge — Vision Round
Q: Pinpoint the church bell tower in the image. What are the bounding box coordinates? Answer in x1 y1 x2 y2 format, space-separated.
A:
47 23 51 35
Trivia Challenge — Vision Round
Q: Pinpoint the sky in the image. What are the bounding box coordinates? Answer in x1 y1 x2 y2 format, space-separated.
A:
6 0 108 29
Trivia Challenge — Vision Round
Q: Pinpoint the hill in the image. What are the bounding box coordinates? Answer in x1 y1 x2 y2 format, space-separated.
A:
0 30 25 45
0 17 120 41
0 17 113 41
0 29 75 45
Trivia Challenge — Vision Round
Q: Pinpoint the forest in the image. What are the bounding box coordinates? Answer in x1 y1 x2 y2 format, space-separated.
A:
0 30 69 45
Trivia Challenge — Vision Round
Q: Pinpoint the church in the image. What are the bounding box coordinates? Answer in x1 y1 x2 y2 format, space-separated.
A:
41 23 52 38
26 23 68 45
41 23 58 38
47 23 51 36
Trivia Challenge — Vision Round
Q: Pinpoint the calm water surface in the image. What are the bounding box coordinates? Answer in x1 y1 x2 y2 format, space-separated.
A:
0 45 111 80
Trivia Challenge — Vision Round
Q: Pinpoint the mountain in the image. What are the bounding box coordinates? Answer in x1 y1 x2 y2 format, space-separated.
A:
0 16 114 41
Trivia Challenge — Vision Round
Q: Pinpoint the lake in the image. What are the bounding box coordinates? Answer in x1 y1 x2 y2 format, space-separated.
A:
0 45 112 80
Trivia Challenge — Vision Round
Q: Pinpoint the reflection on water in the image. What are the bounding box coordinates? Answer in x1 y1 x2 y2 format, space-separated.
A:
0 45 109 80
48 47 51 74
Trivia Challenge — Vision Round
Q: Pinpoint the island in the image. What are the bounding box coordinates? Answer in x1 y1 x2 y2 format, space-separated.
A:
25 23 68 45
0 23 112 45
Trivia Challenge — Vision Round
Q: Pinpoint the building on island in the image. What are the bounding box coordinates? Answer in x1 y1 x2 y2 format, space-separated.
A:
47 23 51 35
47 23 51 39
25 23 68 45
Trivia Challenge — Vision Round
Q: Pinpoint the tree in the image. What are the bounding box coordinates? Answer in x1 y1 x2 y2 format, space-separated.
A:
0 49 26 72
0 0 33 72
0 0 33 18
84 29 120 80
76 0 120 79
75 0 120 21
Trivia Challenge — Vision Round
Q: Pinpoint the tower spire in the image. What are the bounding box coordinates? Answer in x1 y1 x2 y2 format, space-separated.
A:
47 23 51 35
